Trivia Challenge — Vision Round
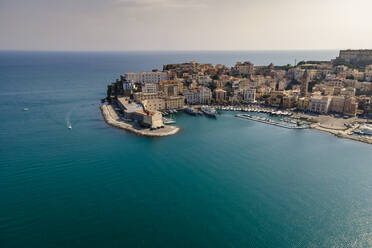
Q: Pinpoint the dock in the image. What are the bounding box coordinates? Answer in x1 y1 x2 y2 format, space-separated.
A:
235 114 309 129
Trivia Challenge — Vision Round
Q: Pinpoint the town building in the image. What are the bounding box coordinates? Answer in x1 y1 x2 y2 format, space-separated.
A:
309 96 331 113
282 95 298 108
234 61 254 75
343 97 358 116
124 71 168 84
297 97 310 111
142 83 158 93
215 88 227 101
242 89 256 103
133 92 162 102
329 96 346 113
164 96 185 110
141 98 165 112
158 80 183 97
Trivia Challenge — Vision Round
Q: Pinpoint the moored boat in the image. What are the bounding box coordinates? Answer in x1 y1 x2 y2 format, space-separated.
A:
200 106 217 117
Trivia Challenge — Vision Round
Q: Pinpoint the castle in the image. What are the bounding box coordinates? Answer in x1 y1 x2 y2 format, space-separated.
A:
334 49 372 67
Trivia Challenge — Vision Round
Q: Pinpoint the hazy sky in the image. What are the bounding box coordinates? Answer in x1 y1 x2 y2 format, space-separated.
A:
0 0 371 51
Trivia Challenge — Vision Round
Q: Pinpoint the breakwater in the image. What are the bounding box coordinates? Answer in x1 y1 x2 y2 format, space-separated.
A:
101 105 179 137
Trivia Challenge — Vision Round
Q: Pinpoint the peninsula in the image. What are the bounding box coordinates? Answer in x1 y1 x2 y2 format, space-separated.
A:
102 50 372 143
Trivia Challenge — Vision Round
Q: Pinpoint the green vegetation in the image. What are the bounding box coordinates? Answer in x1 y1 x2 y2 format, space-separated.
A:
297 60 328 66
275 64 293 71
212 74 220 80
208 82 217 92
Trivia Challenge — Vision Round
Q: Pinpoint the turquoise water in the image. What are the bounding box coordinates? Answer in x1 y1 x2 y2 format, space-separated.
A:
1 51 372 247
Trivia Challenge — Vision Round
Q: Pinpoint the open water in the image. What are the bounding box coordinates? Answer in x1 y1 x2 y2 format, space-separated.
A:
1 50 372 247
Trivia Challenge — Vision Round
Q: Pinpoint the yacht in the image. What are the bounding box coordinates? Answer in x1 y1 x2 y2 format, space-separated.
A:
200 106 217 117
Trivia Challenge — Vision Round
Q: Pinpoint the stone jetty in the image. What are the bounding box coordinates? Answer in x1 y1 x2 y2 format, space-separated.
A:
101 105 179 137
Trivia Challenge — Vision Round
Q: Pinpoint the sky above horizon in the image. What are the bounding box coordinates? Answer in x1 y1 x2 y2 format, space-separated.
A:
1 0 371 51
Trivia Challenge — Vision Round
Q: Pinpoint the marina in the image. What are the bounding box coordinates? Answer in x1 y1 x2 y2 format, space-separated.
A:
235 113 310 129
215 105 292 116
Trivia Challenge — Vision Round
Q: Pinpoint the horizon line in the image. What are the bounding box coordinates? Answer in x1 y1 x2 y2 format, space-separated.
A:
0 48 344 53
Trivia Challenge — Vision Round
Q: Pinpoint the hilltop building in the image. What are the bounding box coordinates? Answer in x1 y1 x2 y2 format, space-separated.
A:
124 71 168 84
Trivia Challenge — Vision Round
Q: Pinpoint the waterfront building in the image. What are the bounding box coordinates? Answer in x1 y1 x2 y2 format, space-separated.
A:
164 96 185 110
184 87 212 105
183 90 199 105
141 98 166 112
329 96 346 113
282 95 298 108
309 96 331 113
141 111 163 128
297 97 310 111
199 86 212 104
268 91 284 107
124 71 168 84
215 88 227 101
116 97 144 118
242 89 256 103
343 97 358 116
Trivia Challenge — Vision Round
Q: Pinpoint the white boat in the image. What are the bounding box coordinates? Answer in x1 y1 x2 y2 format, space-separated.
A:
358 124 372 135
163 117 176 124
23 108 29 111
68 125 72 130
200 106 217 117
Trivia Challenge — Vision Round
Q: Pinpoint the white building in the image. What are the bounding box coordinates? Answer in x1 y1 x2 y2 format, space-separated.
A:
184 91 199 104
125 71 168 84
243 89 256 103
309 96 331 113
184 87 212 104
123 81 137 90
198 87 212 104
197 76 212 85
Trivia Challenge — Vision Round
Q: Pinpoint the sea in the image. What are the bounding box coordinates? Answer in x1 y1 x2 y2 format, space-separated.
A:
1 50 372 248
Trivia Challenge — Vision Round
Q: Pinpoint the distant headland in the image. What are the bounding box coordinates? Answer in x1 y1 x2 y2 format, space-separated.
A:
101 49 372 143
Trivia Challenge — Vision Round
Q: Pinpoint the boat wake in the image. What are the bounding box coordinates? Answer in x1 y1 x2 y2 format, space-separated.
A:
66 109 73 130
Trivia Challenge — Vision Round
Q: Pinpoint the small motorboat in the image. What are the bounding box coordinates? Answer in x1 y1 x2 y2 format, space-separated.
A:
23 108 29 111
68 125 72 130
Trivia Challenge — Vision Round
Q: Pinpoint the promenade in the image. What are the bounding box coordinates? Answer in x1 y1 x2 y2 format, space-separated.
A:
101 105 179 137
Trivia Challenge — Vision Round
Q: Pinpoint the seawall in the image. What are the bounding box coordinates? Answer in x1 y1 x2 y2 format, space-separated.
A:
100 105 179 137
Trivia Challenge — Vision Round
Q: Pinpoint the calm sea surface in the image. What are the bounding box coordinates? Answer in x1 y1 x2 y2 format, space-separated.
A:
1 51 372 247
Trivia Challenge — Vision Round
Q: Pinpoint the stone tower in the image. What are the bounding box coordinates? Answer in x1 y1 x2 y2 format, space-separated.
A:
300 70 309 97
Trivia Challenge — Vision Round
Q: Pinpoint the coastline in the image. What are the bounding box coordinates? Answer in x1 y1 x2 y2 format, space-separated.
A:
100 104 180 137
216 105 372 145
311 124 372 144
